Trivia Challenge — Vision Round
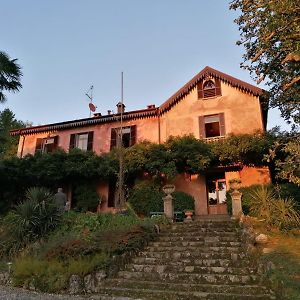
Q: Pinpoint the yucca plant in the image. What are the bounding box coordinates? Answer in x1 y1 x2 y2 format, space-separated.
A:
4 187 61 246
271 197 300 229
248 185 275 223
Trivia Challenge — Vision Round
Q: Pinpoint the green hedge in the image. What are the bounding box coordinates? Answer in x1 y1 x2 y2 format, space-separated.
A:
128 181 195 216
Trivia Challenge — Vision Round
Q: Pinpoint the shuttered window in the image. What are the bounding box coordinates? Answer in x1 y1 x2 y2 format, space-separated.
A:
69 131 94 151
198 78 222 99
110 125 137 149
199 113 225 139
35 136 59 154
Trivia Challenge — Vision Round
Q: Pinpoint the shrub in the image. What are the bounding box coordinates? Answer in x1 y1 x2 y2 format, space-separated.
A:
2 187 61 248
271 198 300 229
13 253 109 293
248 185 275 223
173 191 195 212
274 183 300 207
128 181 163 216
248 185 300 229
226 184 266 215
73 184 101 212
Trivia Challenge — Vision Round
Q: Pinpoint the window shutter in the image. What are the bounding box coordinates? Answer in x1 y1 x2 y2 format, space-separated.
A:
199 116 206 139
35 138 43 153
69 134 76 150
130 125 136 146
87 131 94 151
219 113 226 136
197 81 204 99
53 136 59 150
110 128 117 150
215 78 222 96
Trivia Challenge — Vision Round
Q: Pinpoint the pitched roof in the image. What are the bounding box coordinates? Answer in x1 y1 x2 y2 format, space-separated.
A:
159 66 263 114
10 66 266 136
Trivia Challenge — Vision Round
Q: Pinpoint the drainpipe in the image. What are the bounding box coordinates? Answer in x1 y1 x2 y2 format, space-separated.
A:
20 133 26 158
158 111 161 144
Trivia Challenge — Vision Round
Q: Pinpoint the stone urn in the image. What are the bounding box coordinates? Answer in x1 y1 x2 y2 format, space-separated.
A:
184 210 194 222
162 184 175 195
229 179 241 191
229 179 243 219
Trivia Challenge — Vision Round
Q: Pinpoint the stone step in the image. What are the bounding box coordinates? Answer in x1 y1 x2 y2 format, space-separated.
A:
104 278 274 297
158 235 240 242
132 257 253 267
118 271 260 285
171 221 238 229
138 250 247 260
97 286 275 300
194 215 231 221
151 240 242 247
169 227 240 234
160 230 239 237
126 264 259 275
145 245 242 253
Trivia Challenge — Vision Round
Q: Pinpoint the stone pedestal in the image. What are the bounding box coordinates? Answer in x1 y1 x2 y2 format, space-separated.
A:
163 194 174 220
231 189 243 219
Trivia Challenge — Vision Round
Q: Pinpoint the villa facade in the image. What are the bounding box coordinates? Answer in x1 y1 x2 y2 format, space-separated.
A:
11 66 271 215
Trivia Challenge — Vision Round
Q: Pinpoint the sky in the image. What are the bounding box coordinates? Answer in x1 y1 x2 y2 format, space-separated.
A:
0 0 291 130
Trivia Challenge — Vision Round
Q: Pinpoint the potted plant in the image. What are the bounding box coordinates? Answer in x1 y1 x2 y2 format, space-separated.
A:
184 209 194 221
229 178 242 191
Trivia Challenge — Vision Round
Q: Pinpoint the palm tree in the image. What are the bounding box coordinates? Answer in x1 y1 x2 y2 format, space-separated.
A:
0 51 22 103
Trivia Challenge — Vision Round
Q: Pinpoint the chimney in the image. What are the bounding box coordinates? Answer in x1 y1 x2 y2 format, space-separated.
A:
107 110 112 115
147 104 155 109
93 113 101 117
116 102 125 114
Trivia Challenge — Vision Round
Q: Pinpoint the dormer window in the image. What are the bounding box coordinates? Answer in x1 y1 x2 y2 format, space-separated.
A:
198 77 221 99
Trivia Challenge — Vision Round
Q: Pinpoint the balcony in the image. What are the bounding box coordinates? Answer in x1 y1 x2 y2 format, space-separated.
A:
203 136 226 143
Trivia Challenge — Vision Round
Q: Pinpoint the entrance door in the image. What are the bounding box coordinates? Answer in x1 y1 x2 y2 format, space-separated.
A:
207 175 228 215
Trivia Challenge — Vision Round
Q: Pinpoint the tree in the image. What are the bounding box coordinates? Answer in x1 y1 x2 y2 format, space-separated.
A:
0 108 25 159
230 0 300 125
0 51 22 103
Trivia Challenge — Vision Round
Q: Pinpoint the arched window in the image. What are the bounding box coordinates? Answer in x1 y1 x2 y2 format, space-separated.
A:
197 77 221 99
203 80 217 98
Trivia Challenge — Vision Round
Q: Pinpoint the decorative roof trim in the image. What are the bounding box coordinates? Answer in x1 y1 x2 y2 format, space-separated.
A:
10 108 158 136
159 66 263 114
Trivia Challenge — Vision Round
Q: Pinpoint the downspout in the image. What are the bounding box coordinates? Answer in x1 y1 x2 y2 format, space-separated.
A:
20 133 26 158
158 111 161 144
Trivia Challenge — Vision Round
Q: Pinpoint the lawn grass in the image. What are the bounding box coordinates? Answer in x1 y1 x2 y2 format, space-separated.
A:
246 218 300 299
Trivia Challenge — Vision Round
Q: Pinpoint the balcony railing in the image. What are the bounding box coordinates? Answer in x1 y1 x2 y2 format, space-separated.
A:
203 136 226 143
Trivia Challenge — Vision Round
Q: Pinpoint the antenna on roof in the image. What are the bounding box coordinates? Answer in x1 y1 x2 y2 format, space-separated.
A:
85 85 97 117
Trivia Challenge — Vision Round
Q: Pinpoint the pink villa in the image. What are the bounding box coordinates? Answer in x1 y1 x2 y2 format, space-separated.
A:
11 66 271 216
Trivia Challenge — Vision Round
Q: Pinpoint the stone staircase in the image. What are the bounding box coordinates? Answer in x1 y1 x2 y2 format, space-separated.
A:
98 218 275 299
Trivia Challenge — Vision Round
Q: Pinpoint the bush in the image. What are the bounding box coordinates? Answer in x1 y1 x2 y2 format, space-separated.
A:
73 184 101 212
274 183 300 207
2 187 61 249
13 253 109 292
128 182 163 216
247 185 300 229
226 184 267 215
173 191 195 212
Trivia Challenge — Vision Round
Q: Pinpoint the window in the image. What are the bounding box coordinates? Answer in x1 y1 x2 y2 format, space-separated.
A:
69 131 94 151
197 78 221 99
199 113 225 139
110 125 136 150
35 136 59 154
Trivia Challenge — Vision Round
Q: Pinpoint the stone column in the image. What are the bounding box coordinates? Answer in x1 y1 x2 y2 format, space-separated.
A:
163 194 174 220
231 189 243 219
